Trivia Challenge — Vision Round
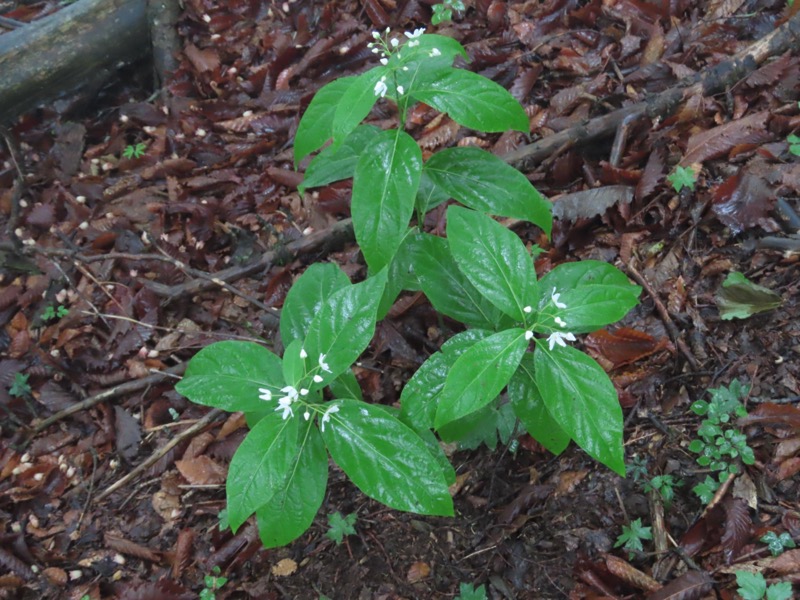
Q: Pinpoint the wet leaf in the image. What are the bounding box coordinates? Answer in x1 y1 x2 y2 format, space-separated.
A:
584 328 669 368
715 272 782 320
552 185 635 222
646 571 713 600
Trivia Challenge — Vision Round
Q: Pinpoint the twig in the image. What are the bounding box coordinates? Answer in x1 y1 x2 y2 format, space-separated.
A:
0 124 24 244
94 407 223 502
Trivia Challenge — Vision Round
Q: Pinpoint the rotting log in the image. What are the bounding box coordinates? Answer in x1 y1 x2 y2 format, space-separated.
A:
0 0 149 125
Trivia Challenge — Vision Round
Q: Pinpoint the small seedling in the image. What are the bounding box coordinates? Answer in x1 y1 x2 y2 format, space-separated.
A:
760 531 796 557
325 511 357 545
787 133 800 157
643 474 682 508
41 304 68 321
217 508 229 532
688 381 754 504
627 455 649 484
431 0 465 25
122 142 147 159
199 566 228 600
735 571 793 600
667 165 697 193
9 373 31 398
455 582 487 600
614 518 652 559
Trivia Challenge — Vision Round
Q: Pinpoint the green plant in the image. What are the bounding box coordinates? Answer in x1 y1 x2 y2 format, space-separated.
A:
614 518 652 559
9 373 31 398
199 566 228 600
643 474 682 508
688 381 755 504
431 0 465 25
455 582 487 600
667 165 697 193
760 531 796 557
787 133 800 156
41 304 68 322
325 511 357 544
735 571 793 600
122 142 147 159
175 27 641 549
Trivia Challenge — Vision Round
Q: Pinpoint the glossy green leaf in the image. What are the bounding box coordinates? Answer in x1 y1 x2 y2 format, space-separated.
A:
176 341 284 413
281 338 307 387
322 400 454 516
255 420 327 547
508 353 570 455
377 229 421 320
716 271 782 320
412 232 505 329
447 205 538 321
304 270 387 387
537 260 641 334
328 369 364 402
227 410 299 531
415 169 450 215
352 129 422 272
298 125 382 195
435 328 528 428
411 68 528 133
331 68 388 147
280 263 351 348
534 343 625 475
409 423 457 485
400 329 493 430
424 147 552 235
440 400 515 450
295 77 357 165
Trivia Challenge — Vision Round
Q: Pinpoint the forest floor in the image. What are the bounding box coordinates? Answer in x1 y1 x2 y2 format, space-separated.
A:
2 0 800 598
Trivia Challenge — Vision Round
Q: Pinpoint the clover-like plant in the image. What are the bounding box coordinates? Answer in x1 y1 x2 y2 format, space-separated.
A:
176 26 642 549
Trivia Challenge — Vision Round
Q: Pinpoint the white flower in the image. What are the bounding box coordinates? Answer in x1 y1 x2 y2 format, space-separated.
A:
405 28 425 39
304 410 311 421
385 26 390 34
554 316 567 327
380 57 388 65
551 289 567 309
390 38 399 48
547 331 576 351
523 305 532 314
525 330 534 341
313 374 324 383
374 77 388 98
300 347 308 359
300 388 309 396
275 396 294 420
319 354 332 373
280 385 299 402
258 387 272 402
321 405 340 432
408 40 420 47
397 85 405 95
402 66 409 71
372 31 381 39
371 47 380 54
429 48 441 57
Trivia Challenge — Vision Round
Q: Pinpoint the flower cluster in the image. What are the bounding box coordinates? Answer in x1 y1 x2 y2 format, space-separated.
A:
366 27 427 98
545 288 575 351
256 348 334 420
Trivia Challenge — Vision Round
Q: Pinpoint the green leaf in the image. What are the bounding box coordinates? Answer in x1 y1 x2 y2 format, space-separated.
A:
377 229 422 320
666 165 697 193
331 69 388 147
412 68 528 133
328 369 364 402
508 353 571 455
305 270 387 387
440 400 515 450
408 423 457 485
424 147 552 235
415 169 451 215
614 518 652 554
325 511 357 545
455 582 487 600
322 400 454 516
435 328 528 428
295 77 357 165
280 263 351 348
534 343 625 475
538 260 641 334
736 571 768 600
352 129 422 272
412 232 506 329
716 271 782 320
447 205 538 321
176 341 284 413
299 125 383 194
255 419 328 547
766 581 794 600
227 410 300 531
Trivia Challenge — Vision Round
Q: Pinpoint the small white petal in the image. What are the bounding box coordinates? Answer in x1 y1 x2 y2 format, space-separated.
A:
380 57 388 65
408 40 419 47
397 85 404 95
300 388 309 396
304 411 311 421
525 330 534 340
523 305 532 313
554 316 567 327
319 354 332 373
313 374 324 383
547 331 576 351
429 48 442 57
390 38 399 48
405 27 425 38
372 47 380 53
372 31 381 39
551 289 567 309
402 66 409 71
258 387 272 402
300 348 308 359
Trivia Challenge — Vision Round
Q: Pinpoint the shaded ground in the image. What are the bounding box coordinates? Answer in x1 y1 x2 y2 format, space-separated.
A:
1 0 800 598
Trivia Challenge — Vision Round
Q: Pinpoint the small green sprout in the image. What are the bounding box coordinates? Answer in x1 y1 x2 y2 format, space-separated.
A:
41 304 68 322
9 373 31 398
199 566 228 600
667 165 697 193
760 531 796 557
122 142 147 159
787 133 800 157
735 571 793 600
614 518 652 559
643 474 682 508
455 582 487 600
325 511 357 545
217 508 229 532
431 0 465 25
